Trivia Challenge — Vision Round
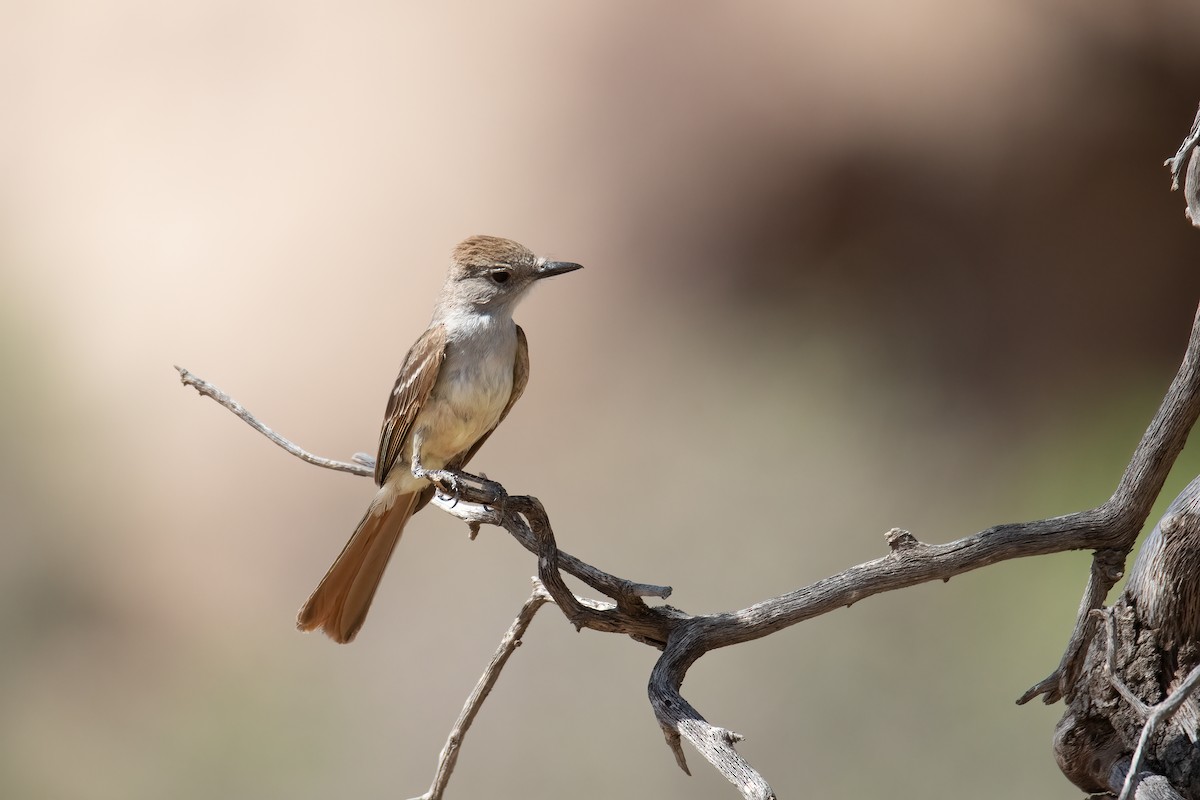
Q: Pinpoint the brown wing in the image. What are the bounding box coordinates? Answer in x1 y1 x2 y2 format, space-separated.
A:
374 325 447 485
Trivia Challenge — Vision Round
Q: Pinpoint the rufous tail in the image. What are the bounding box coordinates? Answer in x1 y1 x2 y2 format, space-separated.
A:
297 491 418 643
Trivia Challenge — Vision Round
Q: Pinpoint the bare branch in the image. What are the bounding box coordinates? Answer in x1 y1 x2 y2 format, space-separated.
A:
175 366 372 477
176 365 673 603
179 114 1200 795
1099 593 1200 800
1117 663 1200 800
650 622 773 798
480 493 674 605
1019 299 1200 706
1109 766 1188 800
1166 102 1200 229
1017 548 1128 706
173 107 1200 799
409 582 553 800
177 290 1200 799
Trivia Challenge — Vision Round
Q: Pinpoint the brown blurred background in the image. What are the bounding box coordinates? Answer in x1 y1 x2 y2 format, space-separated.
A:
3 2 1200 798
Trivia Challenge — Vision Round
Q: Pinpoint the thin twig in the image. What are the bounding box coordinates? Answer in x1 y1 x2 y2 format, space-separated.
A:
1102 608 1150 716
175 366 372 477
409 582 553 800
179 108 1200 797
1016 549 1127 706
176 365 673 602
1117 663 1200 800
1165 103 1200 191
177 288 1200 798
1165 102 1200 228
1097 596 1200 800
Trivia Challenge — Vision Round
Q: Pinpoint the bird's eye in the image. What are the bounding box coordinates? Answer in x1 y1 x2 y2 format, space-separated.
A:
489 269 511 284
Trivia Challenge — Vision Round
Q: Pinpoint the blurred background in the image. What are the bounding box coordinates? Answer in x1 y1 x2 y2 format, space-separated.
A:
3 2 1200 798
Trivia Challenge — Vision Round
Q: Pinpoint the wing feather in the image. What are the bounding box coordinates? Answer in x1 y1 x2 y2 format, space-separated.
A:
374 325 448 485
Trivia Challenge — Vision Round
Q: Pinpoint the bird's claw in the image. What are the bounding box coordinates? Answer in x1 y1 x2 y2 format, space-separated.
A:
432 471 462 506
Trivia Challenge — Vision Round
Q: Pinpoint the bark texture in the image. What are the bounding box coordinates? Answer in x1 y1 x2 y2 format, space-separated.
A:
1055 478 1200 798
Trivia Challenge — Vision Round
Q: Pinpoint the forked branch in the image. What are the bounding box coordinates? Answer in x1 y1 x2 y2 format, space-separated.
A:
408 582 554 800
1166 102 1200 229
175 104 1200 800
177 289 1200 798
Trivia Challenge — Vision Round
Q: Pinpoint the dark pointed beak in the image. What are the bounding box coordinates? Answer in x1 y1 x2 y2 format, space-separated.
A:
535 260 583 279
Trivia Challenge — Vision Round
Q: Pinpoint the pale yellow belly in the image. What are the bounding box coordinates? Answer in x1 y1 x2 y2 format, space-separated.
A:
413 368 512 467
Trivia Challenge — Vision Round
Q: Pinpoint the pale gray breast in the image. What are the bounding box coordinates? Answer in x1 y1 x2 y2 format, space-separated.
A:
421 318 517 460
441 320 517 405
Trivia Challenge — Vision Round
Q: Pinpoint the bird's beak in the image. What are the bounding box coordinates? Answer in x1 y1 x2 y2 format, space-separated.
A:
535 260 584 279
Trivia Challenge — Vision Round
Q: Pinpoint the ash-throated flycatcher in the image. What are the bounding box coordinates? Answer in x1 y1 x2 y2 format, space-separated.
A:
297 235 582 643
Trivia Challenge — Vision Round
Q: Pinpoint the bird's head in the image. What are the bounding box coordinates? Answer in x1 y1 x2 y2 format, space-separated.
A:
441 235 582 315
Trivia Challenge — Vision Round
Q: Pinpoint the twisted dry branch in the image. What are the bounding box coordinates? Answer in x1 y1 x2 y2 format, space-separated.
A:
1100 606 1200 800
1166 101 1200 229
178 282 1200 798
177 106 1200 800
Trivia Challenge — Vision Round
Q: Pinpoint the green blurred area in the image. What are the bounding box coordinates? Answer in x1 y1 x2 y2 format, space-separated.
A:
3 2 1200 798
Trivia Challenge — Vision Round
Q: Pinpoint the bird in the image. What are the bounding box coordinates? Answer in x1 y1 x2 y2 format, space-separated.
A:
297 235 582 643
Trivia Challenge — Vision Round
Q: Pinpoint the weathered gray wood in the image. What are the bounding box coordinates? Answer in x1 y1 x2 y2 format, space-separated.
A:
1166 102 1200 230
179 287 1200 799
408 584 553 800
1111 763 1187 800
1127 476 1200 650
1053 479 1200 798
174 108 1200 800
